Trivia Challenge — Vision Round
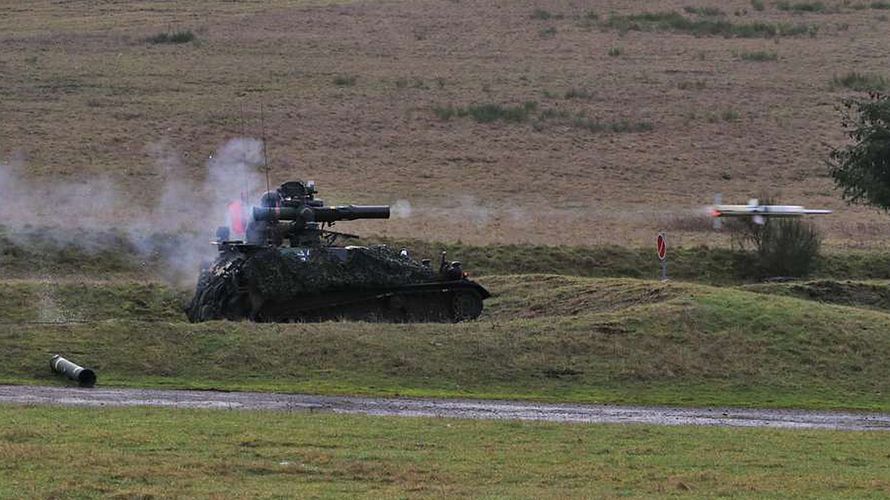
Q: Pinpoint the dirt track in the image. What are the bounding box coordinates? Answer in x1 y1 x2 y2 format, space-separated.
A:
2 385 889 431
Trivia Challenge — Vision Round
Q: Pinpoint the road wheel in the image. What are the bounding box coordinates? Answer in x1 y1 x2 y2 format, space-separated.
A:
387 295 409 321
452 290 483 322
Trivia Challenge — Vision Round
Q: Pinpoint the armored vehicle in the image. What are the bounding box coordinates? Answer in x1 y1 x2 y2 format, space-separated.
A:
186 180 490 323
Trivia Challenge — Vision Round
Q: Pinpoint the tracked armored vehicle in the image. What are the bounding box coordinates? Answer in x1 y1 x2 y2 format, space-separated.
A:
186 180 489 323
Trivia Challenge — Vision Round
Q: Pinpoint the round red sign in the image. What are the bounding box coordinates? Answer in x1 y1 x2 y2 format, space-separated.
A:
656 233 667 261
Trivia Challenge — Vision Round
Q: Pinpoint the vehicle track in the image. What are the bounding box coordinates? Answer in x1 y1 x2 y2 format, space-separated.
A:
2 385 889 431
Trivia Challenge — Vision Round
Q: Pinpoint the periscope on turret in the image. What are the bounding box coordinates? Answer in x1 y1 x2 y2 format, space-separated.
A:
186 180 489 323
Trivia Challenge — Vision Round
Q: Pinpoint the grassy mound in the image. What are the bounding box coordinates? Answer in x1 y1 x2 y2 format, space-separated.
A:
745 280 890 312
3 275 890 410
0 281 187 323
481 275 681 320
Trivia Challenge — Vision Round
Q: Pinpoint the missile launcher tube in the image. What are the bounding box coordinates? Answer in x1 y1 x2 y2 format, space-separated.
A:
50 355 96 387
253 205 390 222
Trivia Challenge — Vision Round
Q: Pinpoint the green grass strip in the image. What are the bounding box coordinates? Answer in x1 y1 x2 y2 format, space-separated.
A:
1 405 889 497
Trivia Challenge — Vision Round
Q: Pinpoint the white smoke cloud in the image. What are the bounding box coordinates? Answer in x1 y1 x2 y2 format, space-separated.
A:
387 196 492 227
391 199 412 219
0 155 119 229
203 138 265 226
0 138 268 287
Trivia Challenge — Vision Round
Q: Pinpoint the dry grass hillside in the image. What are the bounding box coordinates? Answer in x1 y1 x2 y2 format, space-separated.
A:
3 0 890 246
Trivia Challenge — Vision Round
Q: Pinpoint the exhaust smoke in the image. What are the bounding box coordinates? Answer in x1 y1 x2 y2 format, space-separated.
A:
0 138 267 287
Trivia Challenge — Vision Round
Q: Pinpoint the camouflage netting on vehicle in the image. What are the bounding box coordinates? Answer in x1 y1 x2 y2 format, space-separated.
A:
185 253 246 322
243 245 437 298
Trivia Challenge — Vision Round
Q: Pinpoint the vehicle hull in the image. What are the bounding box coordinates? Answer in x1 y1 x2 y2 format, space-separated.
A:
186 245 490 323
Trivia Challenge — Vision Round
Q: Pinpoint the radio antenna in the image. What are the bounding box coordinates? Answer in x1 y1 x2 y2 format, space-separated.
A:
239 101 249 202
260 101 271 194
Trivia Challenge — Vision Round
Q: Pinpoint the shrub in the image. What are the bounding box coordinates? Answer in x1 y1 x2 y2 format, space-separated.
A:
432 102 538 123
730 208 822 278
677 79 707 90
433 102 652 133
608 47 624 57
470 102 537 122
610 120 654 132
146 30 196 44
396 78 429 90
333 75 356 86
740 50 778 61
602 11 814 38
564 88 593 99
683 6 725 16
759 219 822 277
433 105 457 120
538 108 571 120
831 72 887 92
751 0 766 11
571 116 654 133
828 94 890 210
531 9 552 20
776 1 826 12
722 109 741 121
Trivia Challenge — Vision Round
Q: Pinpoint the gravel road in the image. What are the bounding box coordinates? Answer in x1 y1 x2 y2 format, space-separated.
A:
2 385 889 431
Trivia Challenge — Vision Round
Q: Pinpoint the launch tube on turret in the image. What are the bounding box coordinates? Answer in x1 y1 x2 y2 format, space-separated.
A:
253 205 390 222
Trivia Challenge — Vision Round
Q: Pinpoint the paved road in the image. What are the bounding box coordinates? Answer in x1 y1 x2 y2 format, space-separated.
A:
2 385 889 431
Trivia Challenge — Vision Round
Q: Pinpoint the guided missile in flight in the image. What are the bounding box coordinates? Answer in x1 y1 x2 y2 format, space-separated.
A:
709 196 832 227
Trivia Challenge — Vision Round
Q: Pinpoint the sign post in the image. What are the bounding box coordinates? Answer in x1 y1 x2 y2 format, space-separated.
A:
656 232 668 281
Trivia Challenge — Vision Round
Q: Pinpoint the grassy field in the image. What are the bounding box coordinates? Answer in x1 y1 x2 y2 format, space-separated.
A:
3 0 890 247
3 274 890 411
2 405 890 498
5 1 890 496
